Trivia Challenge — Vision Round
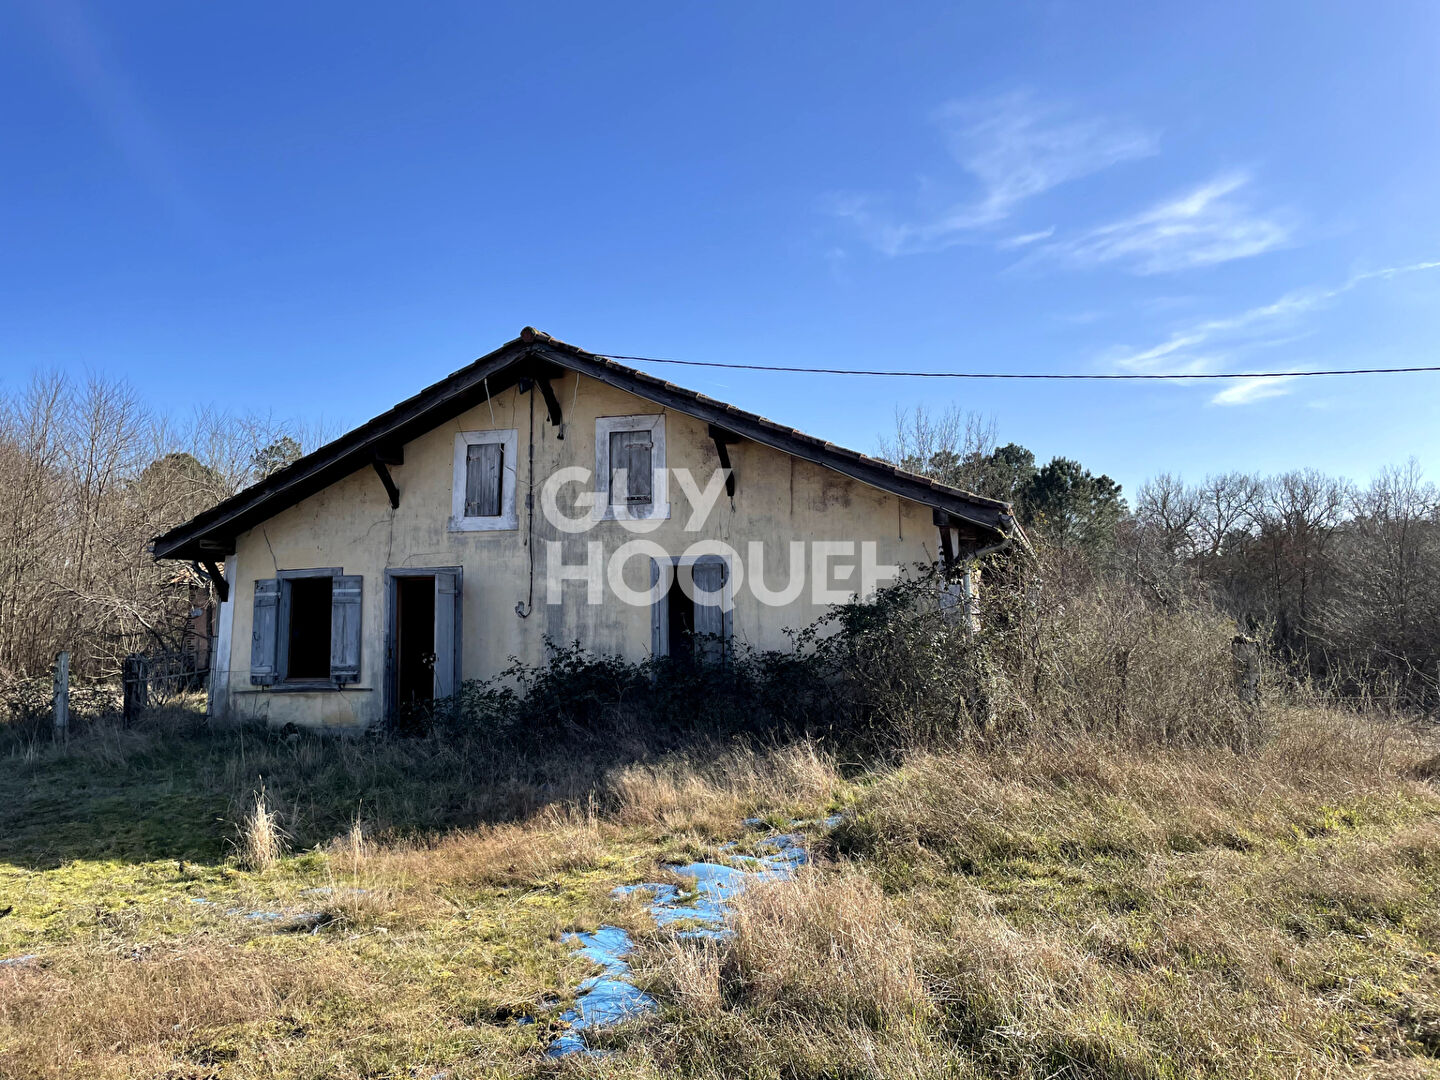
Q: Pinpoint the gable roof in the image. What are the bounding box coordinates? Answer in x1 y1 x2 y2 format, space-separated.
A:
151 328 1019 561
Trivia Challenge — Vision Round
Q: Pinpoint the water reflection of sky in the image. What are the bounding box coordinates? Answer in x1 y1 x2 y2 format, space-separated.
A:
545 820 838 1057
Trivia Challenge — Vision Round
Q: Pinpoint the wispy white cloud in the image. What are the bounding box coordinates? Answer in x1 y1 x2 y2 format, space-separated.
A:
1040 173 1291 274
999 226 1056 249
1210 376 1297 407
828 92 1157 256
1106 259 1440 405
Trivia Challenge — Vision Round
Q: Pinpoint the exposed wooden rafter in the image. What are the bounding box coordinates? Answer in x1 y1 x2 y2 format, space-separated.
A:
707 424 740 497
372 461 400 509
200 559 229 604
372 443 402 509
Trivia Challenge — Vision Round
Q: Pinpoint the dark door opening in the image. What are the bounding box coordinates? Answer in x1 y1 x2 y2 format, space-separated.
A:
665 572 696 662
395 574 435 727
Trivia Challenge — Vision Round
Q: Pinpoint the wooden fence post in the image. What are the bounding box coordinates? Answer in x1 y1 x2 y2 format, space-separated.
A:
53 650 69 738
122 654 149 726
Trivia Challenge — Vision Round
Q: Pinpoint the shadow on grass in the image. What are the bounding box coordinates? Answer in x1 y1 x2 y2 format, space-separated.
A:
0 700 802 872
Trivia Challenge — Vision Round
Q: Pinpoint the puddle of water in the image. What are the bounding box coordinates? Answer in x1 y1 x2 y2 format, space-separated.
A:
0 954 38 968
546 926 659 1057
543 816 836 1056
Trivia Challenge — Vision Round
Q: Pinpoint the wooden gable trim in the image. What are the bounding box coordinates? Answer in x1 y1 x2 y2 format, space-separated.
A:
152 331 1019 562
543 345 1014 536
151 344 532 559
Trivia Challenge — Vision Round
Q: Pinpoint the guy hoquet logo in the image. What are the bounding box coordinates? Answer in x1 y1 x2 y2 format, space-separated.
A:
536 467 900 609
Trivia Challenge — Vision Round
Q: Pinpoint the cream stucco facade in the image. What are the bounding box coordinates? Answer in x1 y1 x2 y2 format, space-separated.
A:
212 372 949 730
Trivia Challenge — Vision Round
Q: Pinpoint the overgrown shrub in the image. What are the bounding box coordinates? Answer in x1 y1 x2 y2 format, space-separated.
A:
983 540 1260 748
433 542 1259 754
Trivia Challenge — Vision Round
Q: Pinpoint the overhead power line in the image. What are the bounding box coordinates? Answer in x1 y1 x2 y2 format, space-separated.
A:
600 354 1440 381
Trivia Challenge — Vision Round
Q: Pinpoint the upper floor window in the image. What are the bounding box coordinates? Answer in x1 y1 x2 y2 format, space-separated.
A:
450 429 519 531
594 414 668 521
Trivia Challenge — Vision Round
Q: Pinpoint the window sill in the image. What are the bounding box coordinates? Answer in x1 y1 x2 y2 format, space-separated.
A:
447 515 518 532
593 503 671 523
238 684 374 694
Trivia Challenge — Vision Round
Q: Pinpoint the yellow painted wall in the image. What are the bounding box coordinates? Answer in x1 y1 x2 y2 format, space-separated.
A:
220 373 943 729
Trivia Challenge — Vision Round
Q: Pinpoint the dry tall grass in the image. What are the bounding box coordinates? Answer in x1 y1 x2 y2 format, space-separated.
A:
2 666 1437 1077
616 712 1440 1079
235 785 288 871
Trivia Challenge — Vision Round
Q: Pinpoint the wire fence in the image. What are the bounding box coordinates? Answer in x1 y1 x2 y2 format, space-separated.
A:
1 644 209 734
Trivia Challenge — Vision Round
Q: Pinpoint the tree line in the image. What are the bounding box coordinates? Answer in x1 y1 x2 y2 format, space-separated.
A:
0 372 313 683
885 405 1440 710
0 378 1434 714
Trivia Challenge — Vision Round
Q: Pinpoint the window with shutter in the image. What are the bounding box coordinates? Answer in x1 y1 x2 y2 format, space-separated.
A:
253 569 359 687
609 429 653 508
451 430 519 530
464 442 503 517
595 415 667 521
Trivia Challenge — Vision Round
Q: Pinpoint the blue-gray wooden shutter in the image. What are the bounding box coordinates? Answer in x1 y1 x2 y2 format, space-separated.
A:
330 575 363 684
610 430 652 508
691 557 728 664
650 558 668 658
250 578 279 684
433 571 459 700
464 442 503 517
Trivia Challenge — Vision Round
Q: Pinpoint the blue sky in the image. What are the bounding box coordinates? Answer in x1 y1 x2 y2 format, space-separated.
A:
3 1 1438 497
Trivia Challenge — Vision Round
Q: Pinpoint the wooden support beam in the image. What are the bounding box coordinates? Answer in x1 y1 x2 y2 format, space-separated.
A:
536 375 563 430
939 526 956 573
707 424 740 497
373 442 403 467
201 559 230 604
372 459 400 509
934 508 994 559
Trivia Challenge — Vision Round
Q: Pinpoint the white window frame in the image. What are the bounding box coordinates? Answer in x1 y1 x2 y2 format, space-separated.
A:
450 429 519 531
594 414 669 522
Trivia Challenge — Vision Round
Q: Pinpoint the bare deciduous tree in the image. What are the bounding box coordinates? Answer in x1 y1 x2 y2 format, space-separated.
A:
0 372 323 684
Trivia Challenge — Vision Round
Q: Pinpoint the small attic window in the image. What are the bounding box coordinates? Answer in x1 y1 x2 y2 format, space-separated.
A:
609 428 653 509
450 430 519 531
465 442 504 517
595 415 668 521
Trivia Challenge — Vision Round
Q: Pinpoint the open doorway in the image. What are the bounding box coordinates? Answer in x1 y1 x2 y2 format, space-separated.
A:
395 574 435 720
665 573 697 661
652 556 730 665
385 567 462 733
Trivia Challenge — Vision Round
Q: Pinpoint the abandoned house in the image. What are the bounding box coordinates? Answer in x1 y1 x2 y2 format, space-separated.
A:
151 328 1020 730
